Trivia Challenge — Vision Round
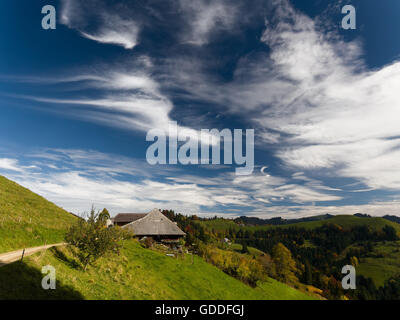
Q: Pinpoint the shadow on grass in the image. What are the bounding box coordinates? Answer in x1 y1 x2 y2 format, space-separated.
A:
0 261 84 300
51 247 81 270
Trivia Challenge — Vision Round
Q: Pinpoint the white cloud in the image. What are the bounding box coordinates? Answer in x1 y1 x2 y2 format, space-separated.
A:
30 93 173 132
60 0 139 49
0 158 23 172
79 26 138 50
165 0 400 192
0 149 215 215
13 61 221 148
0 148 343 216
258 131 281 144
231 173 342 204
15 171 212 214
179 0 237 45
4 0 400 218
246 0 400 191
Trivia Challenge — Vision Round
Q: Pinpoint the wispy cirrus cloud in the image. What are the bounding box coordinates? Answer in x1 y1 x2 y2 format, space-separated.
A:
10 68 174 133
0 158 24 172
178 0 238 46
5 58 219 147
60 0 139 49
251 0 400 191
3 0 400 218
159 0 400 193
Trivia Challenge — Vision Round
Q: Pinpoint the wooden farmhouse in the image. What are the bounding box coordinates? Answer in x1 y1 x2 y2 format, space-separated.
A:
112 213 147 227
112 209 185 241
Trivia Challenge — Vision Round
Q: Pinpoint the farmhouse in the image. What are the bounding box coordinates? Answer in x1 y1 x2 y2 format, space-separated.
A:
112 213 147 227
113 209 185 240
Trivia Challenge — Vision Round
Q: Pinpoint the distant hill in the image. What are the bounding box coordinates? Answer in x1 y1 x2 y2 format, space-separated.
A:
200 214 400 235
383 215 400 225
0 240 315 300
352 213 400 225
279 215 400 233
0 175 77 253
235 213 400 227
235 214 334 226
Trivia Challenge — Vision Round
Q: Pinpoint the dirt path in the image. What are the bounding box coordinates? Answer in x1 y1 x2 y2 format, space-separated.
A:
0 243 65 267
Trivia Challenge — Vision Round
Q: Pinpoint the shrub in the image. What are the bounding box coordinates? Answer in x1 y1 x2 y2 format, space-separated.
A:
257 253 277 278
65 207 132 270
140 237 154 249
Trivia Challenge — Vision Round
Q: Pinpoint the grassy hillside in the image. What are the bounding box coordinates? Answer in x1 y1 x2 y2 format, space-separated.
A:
0 240 315 300
352 241 400 287
201 218 239 232
0 175 77 253
230 243 266 256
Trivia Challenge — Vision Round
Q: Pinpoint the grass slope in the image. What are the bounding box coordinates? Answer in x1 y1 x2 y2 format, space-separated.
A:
201 218 239 232
353 241 400 287
230 243 266 256
0 240 314 300
0 175 77 253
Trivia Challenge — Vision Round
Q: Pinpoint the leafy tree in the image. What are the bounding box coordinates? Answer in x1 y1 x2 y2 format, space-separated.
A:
237 257 265 286
241 242 249 254
350 256 359 267
378 275 400 300
99 208 111 221
65 207 132 270
382 225 398 241
258 253 277 278
304 260 313 285
272 243 298 284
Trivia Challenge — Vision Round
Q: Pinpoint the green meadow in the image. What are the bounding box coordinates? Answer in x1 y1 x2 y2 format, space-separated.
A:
355 241 400 287
0 240 314 300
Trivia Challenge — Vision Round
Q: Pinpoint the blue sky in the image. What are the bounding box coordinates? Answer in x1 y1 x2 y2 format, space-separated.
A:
1 0 400 218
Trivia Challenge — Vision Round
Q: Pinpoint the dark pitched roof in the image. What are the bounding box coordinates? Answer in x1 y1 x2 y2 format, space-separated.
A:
123 209 185 236
112 213 147 223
